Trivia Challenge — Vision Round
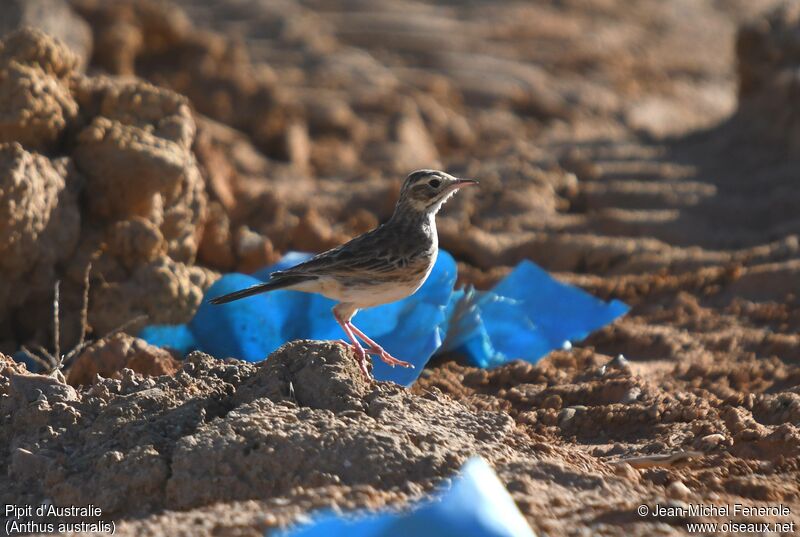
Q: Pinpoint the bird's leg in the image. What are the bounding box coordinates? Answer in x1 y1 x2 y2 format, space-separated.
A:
346 322 414 369
336 340 384 356
334 313 371 379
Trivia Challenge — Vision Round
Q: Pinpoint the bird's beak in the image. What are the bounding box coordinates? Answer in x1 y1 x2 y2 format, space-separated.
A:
452 178 479 189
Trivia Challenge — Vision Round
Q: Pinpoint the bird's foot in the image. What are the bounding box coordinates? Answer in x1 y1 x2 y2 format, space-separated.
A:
335 340 373 379
340 321 414 369
369 346 414 369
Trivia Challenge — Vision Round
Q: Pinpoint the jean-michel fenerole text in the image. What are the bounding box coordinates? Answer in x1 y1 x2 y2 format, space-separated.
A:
650 503 791 518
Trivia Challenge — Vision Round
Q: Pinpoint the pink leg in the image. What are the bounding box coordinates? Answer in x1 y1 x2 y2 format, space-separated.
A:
336 340 384 356
347 322 414 369
334 313 371 379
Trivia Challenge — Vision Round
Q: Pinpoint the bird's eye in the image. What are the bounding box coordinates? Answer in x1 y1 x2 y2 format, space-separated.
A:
428 179 441 188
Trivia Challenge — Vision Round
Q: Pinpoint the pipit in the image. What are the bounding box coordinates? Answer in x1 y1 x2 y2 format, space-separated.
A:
209 169 478 378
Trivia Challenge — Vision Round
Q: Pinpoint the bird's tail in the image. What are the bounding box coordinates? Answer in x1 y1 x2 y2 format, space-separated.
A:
208 274 315 305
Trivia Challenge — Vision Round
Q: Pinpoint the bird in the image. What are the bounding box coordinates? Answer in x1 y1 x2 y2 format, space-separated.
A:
208 169 478 378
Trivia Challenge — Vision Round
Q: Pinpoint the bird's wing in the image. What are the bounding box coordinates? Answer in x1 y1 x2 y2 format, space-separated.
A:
273 226 417 279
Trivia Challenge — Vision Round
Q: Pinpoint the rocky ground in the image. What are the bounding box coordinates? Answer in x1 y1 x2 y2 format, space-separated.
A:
1 0 800 536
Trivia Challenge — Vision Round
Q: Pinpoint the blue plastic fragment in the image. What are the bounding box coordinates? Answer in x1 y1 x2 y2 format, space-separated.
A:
275 457 536 537
11 350 46 373
138 323 197 356
139 251 628 384
442 260 630 368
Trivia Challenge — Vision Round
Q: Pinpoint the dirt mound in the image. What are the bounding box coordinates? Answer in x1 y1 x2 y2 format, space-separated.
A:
66 332 180 386
4 341 798 536
0 27 215 355
1 342 516 525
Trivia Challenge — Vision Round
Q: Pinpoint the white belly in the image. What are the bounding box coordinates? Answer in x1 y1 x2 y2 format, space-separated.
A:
290 257 436 309
332 280 418 308
289 216 439 309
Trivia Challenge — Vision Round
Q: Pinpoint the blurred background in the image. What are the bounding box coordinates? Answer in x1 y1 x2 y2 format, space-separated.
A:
2 0 798 356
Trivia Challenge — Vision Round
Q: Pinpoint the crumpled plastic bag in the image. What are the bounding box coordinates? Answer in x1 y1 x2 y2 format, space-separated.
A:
443 260 629 368
140 250 628 384
275 457 536 537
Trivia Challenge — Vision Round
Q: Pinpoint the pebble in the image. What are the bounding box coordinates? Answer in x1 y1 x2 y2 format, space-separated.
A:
667 480 691 499
700 433 726 448
621 387 641 403
610 354 629 368
559 407 576 426
542 394 563 409
613 462 640 482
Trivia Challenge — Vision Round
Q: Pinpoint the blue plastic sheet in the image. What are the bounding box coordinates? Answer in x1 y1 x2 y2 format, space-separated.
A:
12 350 46 373
275 457 536 537
140 251 628 384
443 261 629 368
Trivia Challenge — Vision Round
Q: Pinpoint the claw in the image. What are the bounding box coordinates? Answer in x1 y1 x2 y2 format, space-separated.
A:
352 346 371 379
374 350 413 368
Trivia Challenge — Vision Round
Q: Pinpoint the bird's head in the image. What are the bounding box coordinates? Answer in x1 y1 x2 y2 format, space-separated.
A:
396 169 479 215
